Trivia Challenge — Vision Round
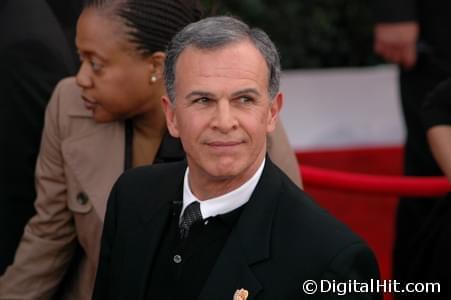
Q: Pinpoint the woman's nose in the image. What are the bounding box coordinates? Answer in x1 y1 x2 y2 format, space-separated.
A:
75 61 93 88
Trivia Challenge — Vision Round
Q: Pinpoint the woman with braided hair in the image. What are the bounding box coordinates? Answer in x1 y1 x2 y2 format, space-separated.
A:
0 1 301 299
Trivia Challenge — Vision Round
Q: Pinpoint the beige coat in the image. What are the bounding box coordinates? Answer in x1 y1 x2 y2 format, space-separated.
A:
0 77 301 300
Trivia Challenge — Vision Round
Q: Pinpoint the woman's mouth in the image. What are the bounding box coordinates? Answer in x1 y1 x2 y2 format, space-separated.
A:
82 95 97 110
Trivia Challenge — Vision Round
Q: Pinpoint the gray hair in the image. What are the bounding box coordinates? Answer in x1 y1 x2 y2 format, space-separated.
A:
164 16 281 102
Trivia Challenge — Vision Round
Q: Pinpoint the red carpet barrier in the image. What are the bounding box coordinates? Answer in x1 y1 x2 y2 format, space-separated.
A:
301 165 451 196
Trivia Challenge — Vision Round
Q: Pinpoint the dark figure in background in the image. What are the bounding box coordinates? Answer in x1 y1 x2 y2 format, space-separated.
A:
405 78 451 298
46 0 84 67
372 0 451 288
422 78 451 182
0 0 76 274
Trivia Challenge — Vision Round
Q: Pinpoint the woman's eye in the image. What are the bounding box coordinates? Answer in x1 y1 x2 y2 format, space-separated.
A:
90 60 103 72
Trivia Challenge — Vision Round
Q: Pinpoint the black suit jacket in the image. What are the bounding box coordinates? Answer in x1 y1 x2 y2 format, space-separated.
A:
0 0 76 273
94 159 381 299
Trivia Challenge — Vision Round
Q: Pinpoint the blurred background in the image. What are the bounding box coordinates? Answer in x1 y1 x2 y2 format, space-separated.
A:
204 0 379 69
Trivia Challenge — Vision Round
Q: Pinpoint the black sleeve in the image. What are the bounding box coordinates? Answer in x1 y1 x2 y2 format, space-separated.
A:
92 181 119 300
371 0 417 23
421 77 451 130
318 243 382 299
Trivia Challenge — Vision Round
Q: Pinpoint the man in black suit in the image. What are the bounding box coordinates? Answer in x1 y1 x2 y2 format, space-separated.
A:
94 16 381 300
0 0 76 274
373 0 451 287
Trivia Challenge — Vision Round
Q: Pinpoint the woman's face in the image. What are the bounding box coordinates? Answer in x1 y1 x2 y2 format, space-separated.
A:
75 8 163 123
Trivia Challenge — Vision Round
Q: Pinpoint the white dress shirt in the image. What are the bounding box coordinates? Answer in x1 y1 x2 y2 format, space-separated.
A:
180 158 266 222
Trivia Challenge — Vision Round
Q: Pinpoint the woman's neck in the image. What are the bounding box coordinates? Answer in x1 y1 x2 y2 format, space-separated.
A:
132 107 167 139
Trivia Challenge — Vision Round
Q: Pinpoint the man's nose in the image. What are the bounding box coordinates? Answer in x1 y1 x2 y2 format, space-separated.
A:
212 101 238 133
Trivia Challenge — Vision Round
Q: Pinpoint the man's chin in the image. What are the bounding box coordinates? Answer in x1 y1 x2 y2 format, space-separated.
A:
188 155 251 180
203 162 242 180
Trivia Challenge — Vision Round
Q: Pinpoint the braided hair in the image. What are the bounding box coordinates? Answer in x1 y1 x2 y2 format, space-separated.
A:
83 0 203 56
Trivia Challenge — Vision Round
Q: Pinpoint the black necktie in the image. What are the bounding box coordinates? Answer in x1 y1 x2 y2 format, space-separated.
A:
179 201 203 239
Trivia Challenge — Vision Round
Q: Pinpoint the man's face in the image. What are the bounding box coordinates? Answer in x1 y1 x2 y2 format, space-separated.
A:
163 40 282 185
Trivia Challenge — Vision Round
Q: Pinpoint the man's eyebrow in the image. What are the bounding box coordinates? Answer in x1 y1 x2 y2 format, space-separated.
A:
185 91 216 99
230 88 261 98
185 88 261 99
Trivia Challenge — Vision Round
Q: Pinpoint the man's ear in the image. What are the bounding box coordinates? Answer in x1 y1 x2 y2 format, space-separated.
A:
161 96 180 138
266 92 283 133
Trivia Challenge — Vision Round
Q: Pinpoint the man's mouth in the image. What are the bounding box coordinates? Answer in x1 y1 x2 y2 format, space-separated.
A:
206 141 243 147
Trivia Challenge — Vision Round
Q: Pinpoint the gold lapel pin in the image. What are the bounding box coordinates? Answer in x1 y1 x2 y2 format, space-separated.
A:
233 288 249 300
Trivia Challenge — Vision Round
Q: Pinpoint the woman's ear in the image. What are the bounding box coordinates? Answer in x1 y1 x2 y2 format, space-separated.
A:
148 51 166 80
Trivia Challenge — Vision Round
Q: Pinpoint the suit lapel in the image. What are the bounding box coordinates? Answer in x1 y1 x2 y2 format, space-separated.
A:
122 164 186 299
199 160 283 300
198 234 262 300
121 200 172 300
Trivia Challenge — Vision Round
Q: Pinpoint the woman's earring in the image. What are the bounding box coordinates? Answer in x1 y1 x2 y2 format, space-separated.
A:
150 75 157 83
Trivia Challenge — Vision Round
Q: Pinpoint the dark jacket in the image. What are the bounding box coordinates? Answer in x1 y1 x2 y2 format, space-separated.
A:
94 159 381 299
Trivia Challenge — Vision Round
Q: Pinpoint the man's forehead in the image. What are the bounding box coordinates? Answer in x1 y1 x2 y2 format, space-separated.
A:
174 41 269 84
176 41 266 69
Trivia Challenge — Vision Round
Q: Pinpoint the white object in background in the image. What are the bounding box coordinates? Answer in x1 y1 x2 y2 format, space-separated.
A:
280 65 405 151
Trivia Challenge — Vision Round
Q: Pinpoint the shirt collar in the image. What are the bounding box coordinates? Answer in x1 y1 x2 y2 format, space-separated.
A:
181 158 266 221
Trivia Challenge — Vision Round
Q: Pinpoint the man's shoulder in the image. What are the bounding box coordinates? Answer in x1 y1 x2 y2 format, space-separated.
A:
241 163 377 283
268 179 377 280
273 170 365 255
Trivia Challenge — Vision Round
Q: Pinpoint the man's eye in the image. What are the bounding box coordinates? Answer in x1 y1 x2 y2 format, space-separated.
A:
237 96 253 104
194 97 210 104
